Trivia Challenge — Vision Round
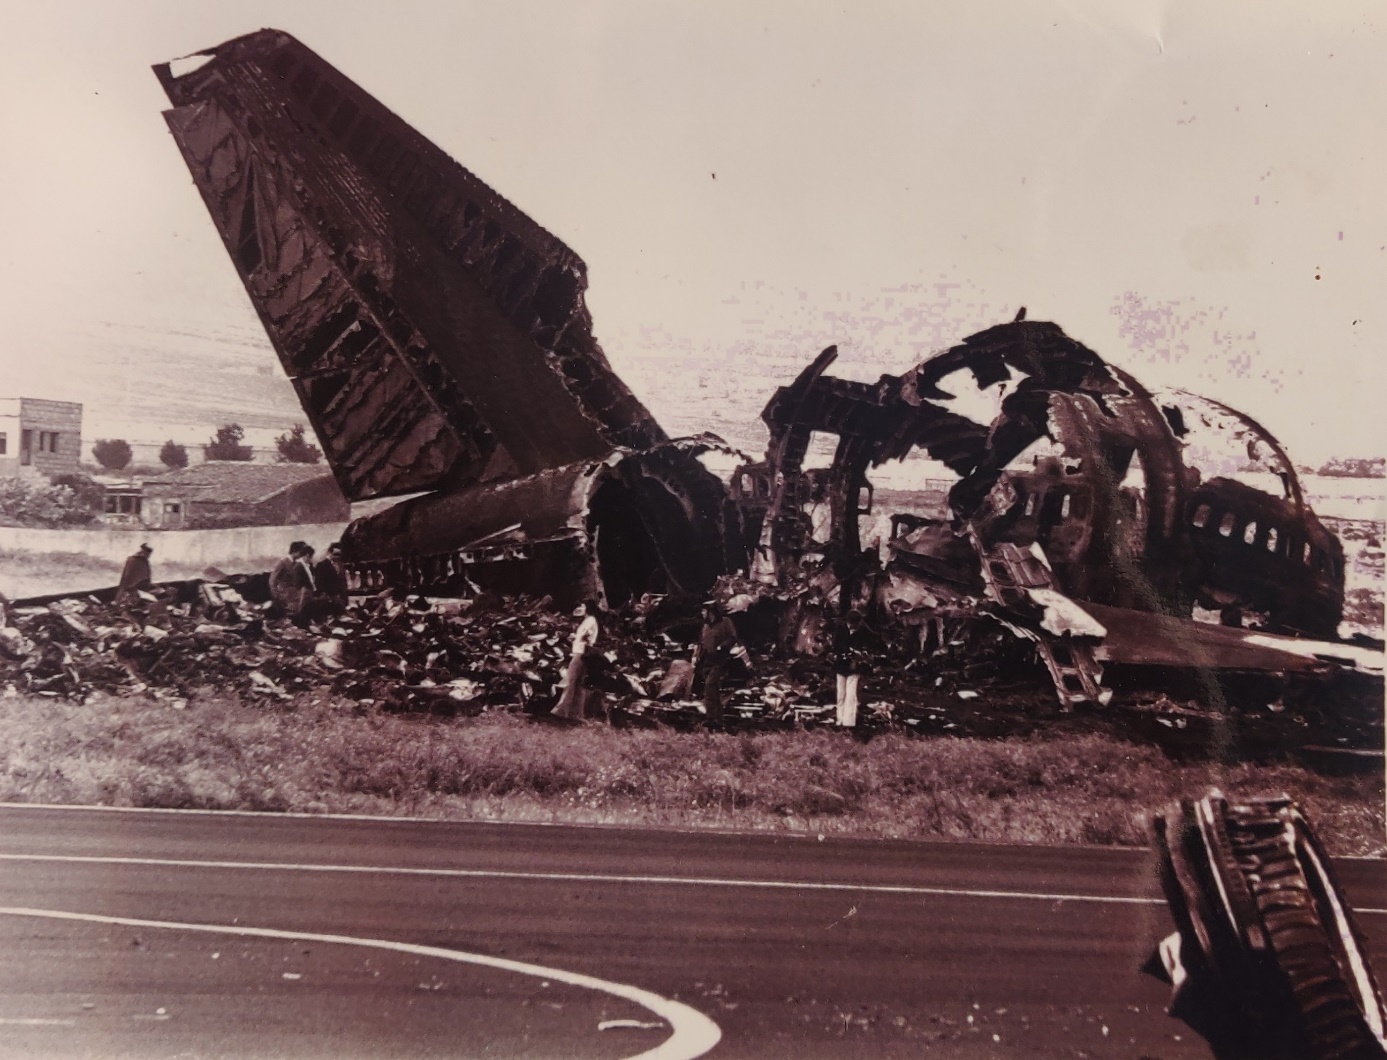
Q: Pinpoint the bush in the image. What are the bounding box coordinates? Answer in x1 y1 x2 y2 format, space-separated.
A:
159 440 189 469
204 424 253 462
0 477 98 527
48 472 106 512
275 424 322 464
91 439 132 471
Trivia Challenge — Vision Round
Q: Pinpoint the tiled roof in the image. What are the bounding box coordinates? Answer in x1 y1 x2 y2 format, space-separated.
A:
142 461 339 503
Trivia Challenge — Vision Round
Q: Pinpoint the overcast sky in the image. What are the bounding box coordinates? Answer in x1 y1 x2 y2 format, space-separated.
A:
0 1 1382 466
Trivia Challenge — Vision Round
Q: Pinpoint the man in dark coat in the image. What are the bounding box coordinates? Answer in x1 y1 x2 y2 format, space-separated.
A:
269 540 317 623
115 543 154 606
312 542 349 617
693 601 752 729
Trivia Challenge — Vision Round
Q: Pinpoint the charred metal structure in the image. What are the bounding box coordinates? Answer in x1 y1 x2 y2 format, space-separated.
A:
731 321 1357 706
737 322 1344 637
154 30 735 606
156 30 1374 715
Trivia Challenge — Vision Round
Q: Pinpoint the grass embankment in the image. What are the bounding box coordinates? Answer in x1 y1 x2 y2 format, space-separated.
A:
2 693 1381 855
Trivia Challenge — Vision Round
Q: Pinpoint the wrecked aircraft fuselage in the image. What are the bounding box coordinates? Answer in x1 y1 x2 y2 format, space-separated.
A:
342 443 739 607
738 320 1345 641
156 30 1369 719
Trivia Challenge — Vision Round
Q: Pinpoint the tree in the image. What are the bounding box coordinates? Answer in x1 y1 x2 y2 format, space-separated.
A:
159 440 189 469
91 438 132 471
204 423 253 462
275 423 323 464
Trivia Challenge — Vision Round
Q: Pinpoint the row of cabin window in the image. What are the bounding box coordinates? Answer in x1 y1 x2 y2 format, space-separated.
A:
1189 503 1337 575
1021 487 1089 522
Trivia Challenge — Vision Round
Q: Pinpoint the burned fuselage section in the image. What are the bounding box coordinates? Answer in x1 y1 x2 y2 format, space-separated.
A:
734 320 1352 704
154 30 735 605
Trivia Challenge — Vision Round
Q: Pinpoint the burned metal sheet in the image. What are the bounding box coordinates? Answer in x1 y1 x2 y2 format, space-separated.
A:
155 30 666 502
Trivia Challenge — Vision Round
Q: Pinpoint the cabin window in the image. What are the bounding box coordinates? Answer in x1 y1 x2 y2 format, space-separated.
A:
1265 527 1278 553
1218 512 1237 537
1191 504 1210 528
1242 520 1258 546
1060 493 1072 519
0 432 6 455
1303 542 1313 565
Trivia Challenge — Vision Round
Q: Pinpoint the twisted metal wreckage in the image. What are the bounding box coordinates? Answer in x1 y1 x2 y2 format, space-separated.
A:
153 30 1380 716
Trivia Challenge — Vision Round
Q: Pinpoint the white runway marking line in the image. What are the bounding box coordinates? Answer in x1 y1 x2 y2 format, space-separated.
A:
1 851 1161 906
0 906 721 1060
7 802 1386 862
3 853 1384 915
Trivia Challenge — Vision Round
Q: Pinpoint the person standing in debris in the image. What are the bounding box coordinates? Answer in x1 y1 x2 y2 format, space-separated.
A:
553 599 601 720
694 601 752 730
270 540 318 623
831 610 872 728
115 543 154 606
313 542 349 617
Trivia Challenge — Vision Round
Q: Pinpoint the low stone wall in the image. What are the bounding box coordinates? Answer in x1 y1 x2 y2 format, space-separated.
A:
0 522 349 572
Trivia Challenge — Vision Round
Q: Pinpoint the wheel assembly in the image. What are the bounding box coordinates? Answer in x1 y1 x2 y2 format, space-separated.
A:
1151 793 1387 1059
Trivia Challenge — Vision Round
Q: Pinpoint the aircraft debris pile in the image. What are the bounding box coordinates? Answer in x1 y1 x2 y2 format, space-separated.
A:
147 29 1382 741
1 581 1379 758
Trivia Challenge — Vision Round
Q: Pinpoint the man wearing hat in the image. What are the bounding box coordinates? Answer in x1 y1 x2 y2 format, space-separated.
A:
312 541 349 617
269 540 317 623
115 542 154 606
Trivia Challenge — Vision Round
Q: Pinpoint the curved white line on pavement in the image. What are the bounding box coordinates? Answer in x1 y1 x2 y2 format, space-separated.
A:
0 906 721 1060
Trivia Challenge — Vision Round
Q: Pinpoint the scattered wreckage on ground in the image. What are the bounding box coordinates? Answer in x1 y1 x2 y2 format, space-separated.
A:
127 29 1387 746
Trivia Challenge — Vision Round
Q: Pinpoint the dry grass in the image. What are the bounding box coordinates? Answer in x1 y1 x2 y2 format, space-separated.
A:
1 692 1381 855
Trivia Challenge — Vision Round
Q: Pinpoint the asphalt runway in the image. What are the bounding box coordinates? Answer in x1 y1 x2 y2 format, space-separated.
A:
0 804 1382 1058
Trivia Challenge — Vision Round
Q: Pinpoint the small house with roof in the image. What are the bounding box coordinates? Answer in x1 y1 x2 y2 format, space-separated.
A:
140 461 349 529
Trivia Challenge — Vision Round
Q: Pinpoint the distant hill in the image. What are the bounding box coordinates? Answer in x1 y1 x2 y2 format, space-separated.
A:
1316 457 1386 479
